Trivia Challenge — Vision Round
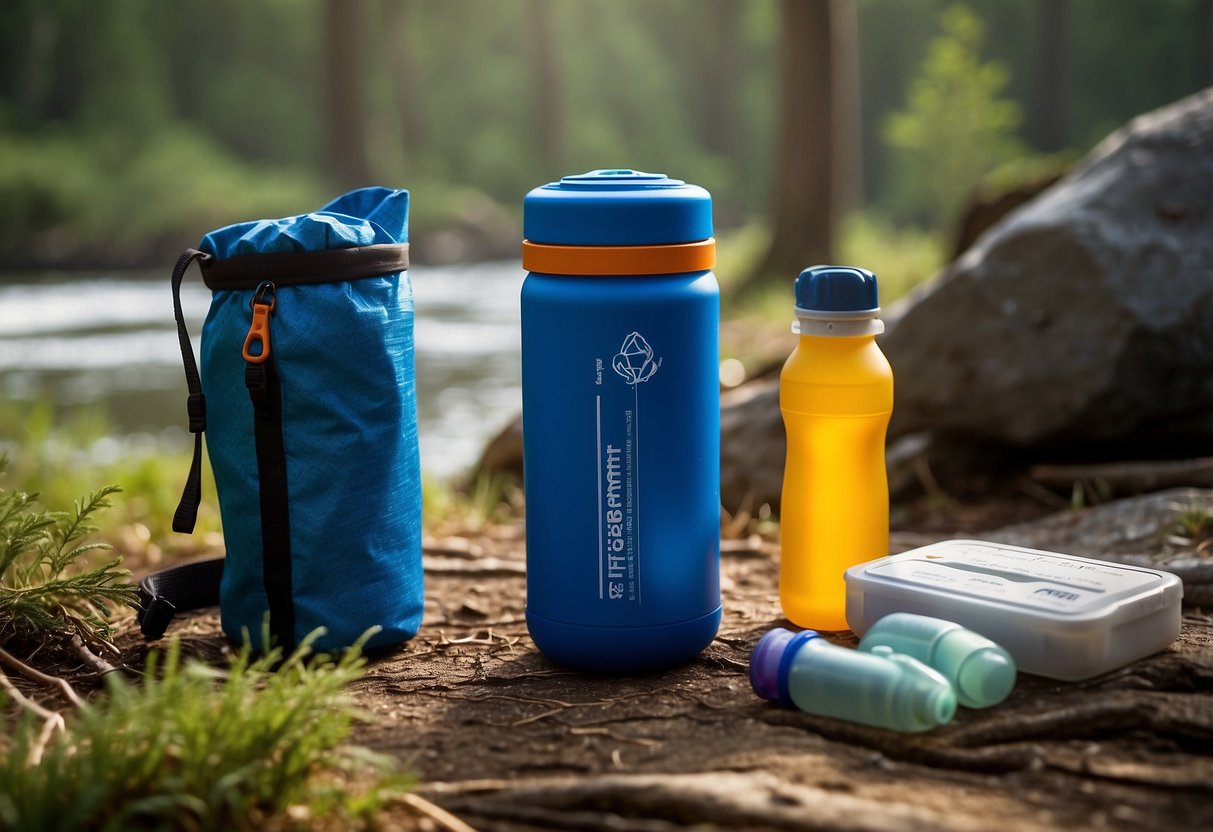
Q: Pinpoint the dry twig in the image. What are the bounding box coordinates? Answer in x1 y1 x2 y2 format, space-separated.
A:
0 644 85 709
0 664 68 766
70 633 120 676
0 667 59 722
26 712 65 767
397 792 480 832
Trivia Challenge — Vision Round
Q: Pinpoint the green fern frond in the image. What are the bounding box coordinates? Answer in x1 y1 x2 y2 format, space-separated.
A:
51 485 122 560
0 463 135 647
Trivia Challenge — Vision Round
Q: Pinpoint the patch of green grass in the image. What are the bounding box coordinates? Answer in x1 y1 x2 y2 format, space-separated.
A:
0 400 221 557
0 633 408 831
1171 502 1213 543
423 473 520 535
0 460 135 651
1070 478 1114 511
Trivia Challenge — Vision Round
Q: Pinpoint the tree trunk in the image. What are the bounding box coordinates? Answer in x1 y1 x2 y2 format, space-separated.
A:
1198 0 1213 88
16 7 58 128
697 0 743 161
382 0 429 161
530 0 563 173
746 0 856 292
831 0 862 222
325 0 371 188
1031 0 1069 152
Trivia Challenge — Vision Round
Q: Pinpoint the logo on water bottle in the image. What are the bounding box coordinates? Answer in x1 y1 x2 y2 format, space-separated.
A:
612 332 661 385
596 331 656 604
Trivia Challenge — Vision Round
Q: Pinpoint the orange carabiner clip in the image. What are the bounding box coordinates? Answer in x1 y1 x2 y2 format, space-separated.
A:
242 282 276 363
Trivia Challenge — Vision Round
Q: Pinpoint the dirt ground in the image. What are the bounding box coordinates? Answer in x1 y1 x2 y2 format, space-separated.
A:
111 488 1213 832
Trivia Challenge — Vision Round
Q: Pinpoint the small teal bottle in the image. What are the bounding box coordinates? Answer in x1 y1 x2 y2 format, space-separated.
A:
858 613 1016 708
750 628 956 732
521 170 721 673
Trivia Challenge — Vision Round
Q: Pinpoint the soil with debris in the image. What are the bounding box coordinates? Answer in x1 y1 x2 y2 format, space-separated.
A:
109 488 1212 832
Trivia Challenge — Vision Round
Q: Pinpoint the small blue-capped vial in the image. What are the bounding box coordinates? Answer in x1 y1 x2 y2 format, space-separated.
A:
858 613 1016 708
750 628 956 732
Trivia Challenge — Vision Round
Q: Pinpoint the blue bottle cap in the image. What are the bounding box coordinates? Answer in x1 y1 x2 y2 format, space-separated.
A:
523 169 713 246
795 265 879 314
749 627 821 707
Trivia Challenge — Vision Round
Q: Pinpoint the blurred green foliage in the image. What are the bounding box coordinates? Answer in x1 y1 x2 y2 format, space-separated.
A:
0 127 328 265
838 213 946 303
0 0 1208 268
883 5 1027 229
723 212 946 320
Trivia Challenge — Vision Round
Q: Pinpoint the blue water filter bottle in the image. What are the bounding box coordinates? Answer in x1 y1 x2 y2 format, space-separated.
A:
521 169 721 673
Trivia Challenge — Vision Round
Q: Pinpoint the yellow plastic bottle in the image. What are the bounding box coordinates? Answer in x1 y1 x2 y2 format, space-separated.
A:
780 266 892 631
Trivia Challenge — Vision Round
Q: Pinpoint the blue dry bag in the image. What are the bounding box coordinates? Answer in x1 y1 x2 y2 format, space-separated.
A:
137 188 423 653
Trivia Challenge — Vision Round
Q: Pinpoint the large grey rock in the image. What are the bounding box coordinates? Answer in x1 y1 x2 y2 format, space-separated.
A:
986 487 1213 605
884 88 1213 445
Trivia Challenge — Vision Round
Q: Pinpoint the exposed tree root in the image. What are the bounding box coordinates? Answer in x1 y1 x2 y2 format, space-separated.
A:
761 709 1042 774
0 666 59 722
397 792 480 832
25 712 65 767
0 664 68 766
420 771 1003 832
70 633 120 677
1078 651 1213 694
944 693 1213 748
0 644 85 709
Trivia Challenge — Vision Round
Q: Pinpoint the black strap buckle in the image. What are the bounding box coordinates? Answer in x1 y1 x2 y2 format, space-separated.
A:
186 393 207 433
136 588 178 641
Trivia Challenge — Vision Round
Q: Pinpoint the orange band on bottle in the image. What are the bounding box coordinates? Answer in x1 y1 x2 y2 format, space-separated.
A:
522 238 716 276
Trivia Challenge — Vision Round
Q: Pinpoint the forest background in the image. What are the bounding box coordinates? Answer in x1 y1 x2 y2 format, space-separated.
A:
2 0 1210 288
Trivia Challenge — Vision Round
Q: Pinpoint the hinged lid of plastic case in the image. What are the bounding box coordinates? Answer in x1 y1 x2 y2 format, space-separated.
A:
845 540 1183 681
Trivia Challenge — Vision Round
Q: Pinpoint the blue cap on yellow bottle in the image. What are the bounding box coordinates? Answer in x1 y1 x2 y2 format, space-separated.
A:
795 265 879 314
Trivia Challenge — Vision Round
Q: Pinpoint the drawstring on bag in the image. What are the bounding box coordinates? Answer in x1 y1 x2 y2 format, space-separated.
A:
170 248 212 534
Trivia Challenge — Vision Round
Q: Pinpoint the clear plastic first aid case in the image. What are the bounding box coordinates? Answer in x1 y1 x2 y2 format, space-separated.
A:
845 540 1183 681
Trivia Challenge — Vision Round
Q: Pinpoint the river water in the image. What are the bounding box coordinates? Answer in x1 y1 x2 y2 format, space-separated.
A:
0 261 523 479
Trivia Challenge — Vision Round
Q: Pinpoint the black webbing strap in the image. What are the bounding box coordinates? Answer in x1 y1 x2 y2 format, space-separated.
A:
171 248 212 534
137 557 224 639
199 243 409 290
244 291 296 651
